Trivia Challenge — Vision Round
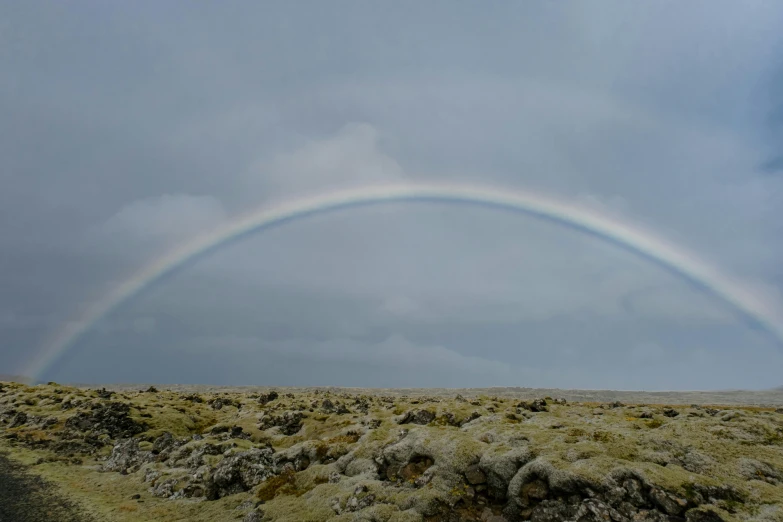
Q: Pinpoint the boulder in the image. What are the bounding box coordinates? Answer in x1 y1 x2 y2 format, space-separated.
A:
258 411 304 436
102 438 152 474
397 409 435 425
257 391 279 405
518 398 548 413
649 487 688 516
480 447 534 500
152 432 176 454
150 477 178 498
205 448 277 500
65 402 146 439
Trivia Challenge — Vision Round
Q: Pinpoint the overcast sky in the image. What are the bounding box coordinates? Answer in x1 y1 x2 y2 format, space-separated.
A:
2 2 783 390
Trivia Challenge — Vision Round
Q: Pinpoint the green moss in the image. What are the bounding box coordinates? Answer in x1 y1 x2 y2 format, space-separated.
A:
256 469 296 501
3 383 783 521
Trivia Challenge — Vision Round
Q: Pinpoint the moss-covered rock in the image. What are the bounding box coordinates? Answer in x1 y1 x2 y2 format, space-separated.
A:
1 381 782 521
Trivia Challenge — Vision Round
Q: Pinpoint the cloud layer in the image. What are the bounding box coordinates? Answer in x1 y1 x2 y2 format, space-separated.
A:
2 3 783 389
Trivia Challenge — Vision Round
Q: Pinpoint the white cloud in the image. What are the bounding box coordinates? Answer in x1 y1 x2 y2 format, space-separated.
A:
98 193 227 244
242 122 405 202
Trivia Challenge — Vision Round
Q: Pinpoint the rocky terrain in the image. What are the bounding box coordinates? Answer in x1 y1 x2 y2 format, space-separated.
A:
1 381 782 521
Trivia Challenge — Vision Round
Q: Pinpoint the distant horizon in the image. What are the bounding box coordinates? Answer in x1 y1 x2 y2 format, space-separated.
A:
3 375 781 395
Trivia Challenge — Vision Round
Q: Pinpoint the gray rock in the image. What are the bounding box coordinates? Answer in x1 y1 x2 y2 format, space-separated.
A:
39 416 57 428
529 499 577 521
649 487 688 516
518 398 548 413
150 477 178 498
64 402 146 439
243 509 265 522
738 458 782 485
152 432 175 454
480 447 534 500
144 468 162 483
465 464 487 485
258 411 304 436
575 498 624 521
102 438 152 474
205 448 277 500
397 409 436 425
678 450 715 474
623 477 648 507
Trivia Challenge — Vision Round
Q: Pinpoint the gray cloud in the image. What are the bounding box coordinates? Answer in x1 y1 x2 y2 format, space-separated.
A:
2 2 783 389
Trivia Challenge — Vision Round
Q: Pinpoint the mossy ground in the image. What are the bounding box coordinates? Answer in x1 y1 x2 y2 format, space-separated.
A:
1 381 782 521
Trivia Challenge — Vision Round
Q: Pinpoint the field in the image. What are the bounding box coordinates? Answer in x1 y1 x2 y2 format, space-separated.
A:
1 381 782 521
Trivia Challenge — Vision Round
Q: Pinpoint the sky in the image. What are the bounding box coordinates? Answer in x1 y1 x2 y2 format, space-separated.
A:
2 2 783 390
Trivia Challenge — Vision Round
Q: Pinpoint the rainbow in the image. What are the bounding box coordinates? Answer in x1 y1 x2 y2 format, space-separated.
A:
26 182 783 381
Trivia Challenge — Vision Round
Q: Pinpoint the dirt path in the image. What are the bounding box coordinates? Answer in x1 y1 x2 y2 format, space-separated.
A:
0 452 93 522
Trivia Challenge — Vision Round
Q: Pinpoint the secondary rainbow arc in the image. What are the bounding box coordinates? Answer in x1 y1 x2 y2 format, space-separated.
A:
26 183 783 381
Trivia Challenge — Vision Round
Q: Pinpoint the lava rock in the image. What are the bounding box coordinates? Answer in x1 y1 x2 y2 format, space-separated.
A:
258 411 304 436
517 398 548 413
152 432 176 455
257 391 279 405
465 464 487 485
205 448 277 500
96 388 114 400
65 402 147 439
102 438 153 474
397 409 436 425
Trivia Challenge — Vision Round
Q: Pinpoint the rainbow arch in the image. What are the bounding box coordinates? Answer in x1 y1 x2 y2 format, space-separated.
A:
27 183 783 380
